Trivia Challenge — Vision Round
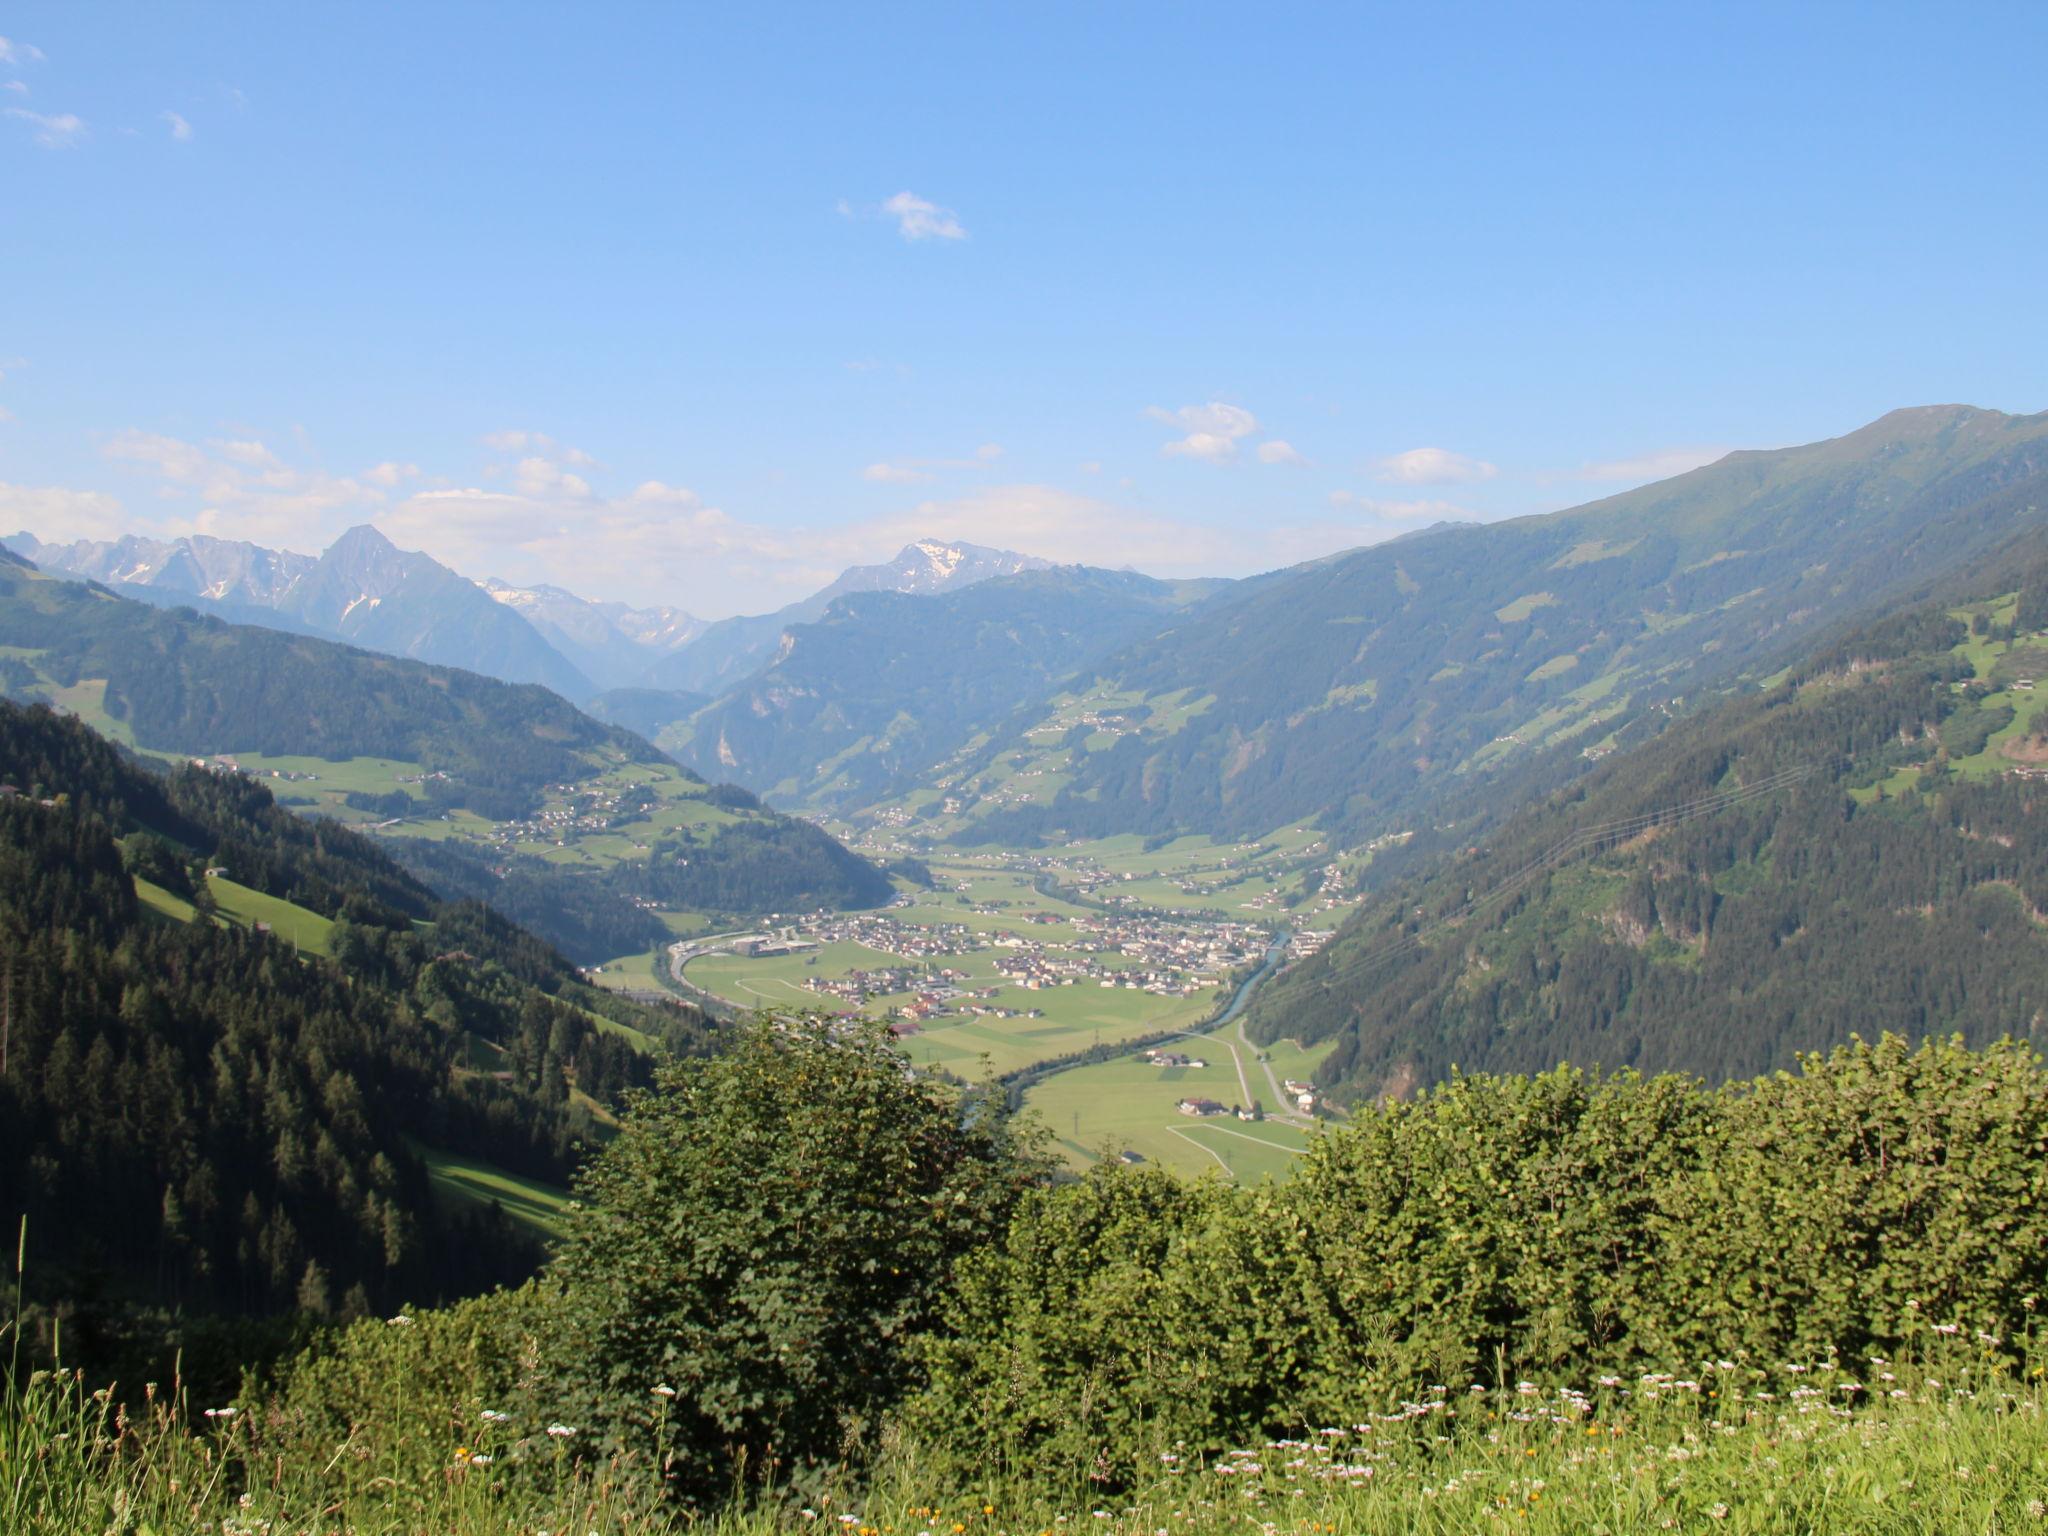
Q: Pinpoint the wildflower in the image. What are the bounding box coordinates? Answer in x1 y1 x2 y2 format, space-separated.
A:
546 1423 578 1438
388 1314 414 1327
469 1453 493 1465
481 1409 511 1423
652 1384 677 1397
204 1407 237 1419
1709 1505 1729 1521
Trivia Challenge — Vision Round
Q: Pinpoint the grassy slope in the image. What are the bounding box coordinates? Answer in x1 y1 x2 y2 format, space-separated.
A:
413 1144 571 1239
16 1352 2047 1534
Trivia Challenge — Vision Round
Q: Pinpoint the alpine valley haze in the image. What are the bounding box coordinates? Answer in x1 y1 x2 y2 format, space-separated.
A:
5 6 2048 1533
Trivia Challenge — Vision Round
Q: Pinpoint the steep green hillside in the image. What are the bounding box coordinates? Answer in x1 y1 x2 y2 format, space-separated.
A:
0 701 704 1324
0 557 894 957
914 406 2048 850
671 567 1215 808
1247 530 2048 1099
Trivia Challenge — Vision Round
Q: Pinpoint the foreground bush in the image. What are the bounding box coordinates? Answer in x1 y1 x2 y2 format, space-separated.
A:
540 1016 1045 1502
912 1035 2048 1482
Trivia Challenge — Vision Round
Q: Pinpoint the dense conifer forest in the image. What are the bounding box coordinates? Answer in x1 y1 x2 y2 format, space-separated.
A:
0 702 706 1353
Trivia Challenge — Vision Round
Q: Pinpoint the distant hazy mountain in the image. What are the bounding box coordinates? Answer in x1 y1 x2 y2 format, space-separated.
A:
8 525 595 700
672 566 1220 808
480 579 706 691
650 538 1054 693
925 405 2048 849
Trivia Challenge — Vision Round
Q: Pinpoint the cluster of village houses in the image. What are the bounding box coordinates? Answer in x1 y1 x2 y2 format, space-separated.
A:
1174 1075 1321 1119
464 777 665 852
721 902 1274 1027
190 755 323 783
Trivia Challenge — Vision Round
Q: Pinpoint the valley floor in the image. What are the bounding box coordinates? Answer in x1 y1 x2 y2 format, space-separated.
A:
664 835 1360 1179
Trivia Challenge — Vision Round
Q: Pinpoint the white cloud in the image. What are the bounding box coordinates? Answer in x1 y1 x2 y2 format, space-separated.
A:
1147 401 1259 463
1256 439 1305 466
0 37 45 66
881 190 967 241
213 438 283 470
862 461 934 485
7 108 84 148
1078 460 1102 475
1578 445 1728 483
1374 447 1497 485
36 415 1504 615
0 481 129 543
512 455 592 499
99 429 384 547
974 442 1003 461
0 406 13 425
3 81 26 97
161 110 193 141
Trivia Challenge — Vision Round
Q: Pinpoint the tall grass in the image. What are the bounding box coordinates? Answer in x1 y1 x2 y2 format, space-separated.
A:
6 1324 2045 1535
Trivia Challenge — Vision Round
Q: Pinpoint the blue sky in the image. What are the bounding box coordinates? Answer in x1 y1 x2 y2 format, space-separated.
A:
3 2 2046 614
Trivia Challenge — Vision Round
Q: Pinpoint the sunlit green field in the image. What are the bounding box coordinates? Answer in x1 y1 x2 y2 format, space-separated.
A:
206 875 336 956
685 939 912 1006
897 982 1222 1079
130 872 336 957
414 1144 572 1238
1023 1017 1335 1179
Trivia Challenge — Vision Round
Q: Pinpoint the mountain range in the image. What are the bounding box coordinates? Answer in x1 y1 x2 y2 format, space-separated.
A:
2 527 1058 706
644 538 1056 694
892 405 2048 850
665 565 1227 807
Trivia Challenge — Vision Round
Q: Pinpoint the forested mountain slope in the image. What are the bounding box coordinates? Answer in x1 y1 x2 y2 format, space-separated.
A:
1248 530 2048 1100
670 566 1220 808
0 701 705 1322
0 555 894 958
938 405 2048 849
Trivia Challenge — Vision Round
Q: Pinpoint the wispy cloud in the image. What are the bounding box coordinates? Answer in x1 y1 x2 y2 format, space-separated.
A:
860 444 1008 484
7 107 84 148
1147 401 1260 463
0 37 45 66
881 190 967 241
1373 446 1497 485
862 461 933 484
161 110 193 141
2 81 26 97
1256 439 1305 466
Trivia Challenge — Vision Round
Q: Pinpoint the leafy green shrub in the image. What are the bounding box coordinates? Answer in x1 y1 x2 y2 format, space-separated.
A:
908 1036 2048 1488
539 1017 1046 1503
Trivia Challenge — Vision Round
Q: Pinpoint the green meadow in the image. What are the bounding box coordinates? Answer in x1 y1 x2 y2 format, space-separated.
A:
414 1145 572 1239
